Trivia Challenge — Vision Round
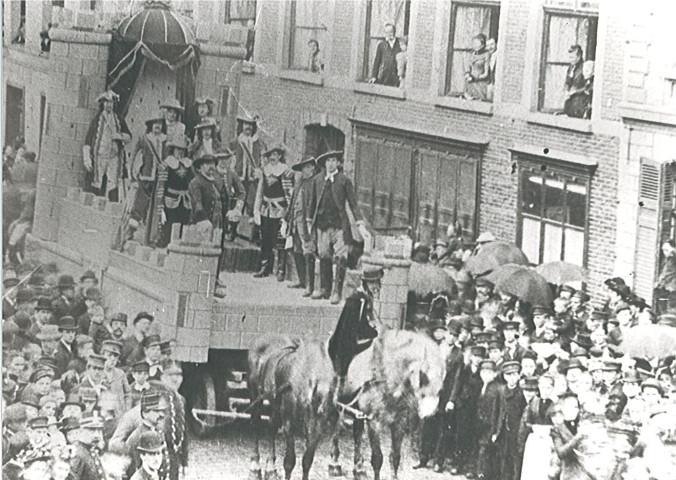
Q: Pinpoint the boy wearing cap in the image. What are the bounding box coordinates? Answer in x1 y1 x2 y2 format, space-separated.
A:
284 156 318 295
102 341 131 417
501 322 526 363
69 415 106 480
72 355 107 401
130 362 151 408
141 335 163 381
308 150 365 304
83 90 131 202
131 431 166 480
493 361 527 480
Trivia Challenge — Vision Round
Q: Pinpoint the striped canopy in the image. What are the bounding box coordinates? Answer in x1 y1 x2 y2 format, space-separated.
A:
117 1 195 46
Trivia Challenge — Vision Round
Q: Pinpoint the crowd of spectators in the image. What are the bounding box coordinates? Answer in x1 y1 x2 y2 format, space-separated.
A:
2 262 187 480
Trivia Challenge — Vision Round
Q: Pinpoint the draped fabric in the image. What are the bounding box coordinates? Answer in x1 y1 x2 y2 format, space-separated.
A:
105 3 200 119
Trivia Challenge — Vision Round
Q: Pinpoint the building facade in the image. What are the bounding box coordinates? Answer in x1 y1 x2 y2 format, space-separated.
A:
239 0 630 301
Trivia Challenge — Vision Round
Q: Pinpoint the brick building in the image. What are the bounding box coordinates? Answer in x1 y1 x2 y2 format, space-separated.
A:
235 0 671 303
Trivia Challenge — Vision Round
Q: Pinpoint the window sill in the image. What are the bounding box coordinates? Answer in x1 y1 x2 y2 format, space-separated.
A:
353 82 406 100
435 96 493 115
618 102 676 127
279 69 324 86
526 112 592 134
242 61 255 74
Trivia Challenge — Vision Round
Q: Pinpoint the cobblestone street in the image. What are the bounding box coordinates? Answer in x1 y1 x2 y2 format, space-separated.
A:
186 423 464 480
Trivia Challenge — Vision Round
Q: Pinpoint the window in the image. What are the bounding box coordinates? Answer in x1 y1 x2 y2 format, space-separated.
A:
445 2 500 101
538 5 598 117
362 0 410 86
518 161 591 267
287 0 327 71
224 0 256 26
5 85 25 146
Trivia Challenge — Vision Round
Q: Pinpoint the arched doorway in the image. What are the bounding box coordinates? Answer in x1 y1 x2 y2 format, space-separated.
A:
303 124 345 158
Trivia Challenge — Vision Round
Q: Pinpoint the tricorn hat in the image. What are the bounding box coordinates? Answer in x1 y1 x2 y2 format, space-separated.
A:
160 98 184 113
145 113 166 127
236 112 259 124
263 144 286 157
193 154 217 170
361 266 384 282
316 150 344 168
96 90 119 104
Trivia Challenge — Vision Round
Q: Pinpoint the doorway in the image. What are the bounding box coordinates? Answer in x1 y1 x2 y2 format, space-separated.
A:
5 85 25 147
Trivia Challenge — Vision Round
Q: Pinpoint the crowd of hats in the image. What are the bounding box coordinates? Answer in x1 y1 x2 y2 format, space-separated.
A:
1 260 184 478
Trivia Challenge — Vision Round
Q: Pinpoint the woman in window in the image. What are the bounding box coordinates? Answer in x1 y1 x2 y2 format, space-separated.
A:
463 33 490 102
563 45 587 118
307 39 324 73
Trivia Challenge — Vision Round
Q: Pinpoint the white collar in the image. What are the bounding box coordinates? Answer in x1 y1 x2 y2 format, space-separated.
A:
325 170 337 182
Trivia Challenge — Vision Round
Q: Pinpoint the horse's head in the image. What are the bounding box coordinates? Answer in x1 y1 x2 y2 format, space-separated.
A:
405 335 446 419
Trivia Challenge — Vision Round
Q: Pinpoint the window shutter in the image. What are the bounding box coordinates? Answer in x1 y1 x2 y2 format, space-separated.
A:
634 158 673 301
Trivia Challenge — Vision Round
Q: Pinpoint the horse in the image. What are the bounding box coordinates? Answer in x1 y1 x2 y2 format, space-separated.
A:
248 334 339 480
329 328 447 480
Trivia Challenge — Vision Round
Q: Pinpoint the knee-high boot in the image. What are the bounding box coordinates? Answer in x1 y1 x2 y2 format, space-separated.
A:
311 258 332 300
288 253 306 289
303 254 315 297
276 249 287 282
330 262 346 305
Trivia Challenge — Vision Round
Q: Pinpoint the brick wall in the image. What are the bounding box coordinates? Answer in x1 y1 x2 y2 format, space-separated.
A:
500 0 529 105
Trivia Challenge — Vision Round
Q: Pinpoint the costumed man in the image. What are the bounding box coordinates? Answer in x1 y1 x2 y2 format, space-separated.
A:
130 431 165 480
158 137 192 248
309 150 365 304
192 96 221 142
159 99 186 145
284 156 318 296
128 113 167 246
253 144 293 279
229 113 265 241
215 148 245 243
188 119 221 160
68 415 106 480
83 90 131 202
327 266 384 391
188 155 223 232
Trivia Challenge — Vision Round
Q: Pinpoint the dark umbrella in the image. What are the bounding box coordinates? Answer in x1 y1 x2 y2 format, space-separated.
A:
484 263 530 285
495 268 553 307
619 325 676 359
535 261 585 285
464 241 530 276
408 262 456 297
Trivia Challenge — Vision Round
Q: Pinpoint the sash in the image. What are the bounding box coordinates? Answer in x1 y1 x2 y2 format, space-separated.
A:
239 139 258 180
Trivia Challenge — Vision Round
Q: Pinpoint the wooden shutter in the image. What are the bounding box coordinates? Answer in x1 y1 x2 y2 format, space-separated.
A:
456 154 479 240
416 150 441 245
355 136 378 224
634 158 673 301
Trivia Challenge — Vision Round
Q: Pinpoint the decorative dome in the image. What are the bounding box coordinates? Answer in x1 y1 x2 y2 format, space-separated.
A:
117 1 195 46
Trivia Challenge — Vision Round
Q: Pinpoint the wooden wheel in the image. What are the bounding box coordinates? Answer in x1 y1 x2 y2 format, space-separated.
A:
189 370 217 437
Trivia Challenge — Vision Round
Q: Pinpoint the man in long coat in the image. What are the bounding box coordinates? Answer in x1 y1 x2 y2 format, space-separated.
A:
453 346 484 476
493 361 527 480
188 155 223 230
308 151 364 304
369 23 401 87
83 90 131 202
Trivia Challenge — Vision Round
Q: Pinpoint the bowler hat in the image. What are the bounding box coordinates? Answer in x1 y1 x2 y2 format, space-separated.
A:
565 358 585 372
487 340 503 351
361 267 384 283
292 156 316 172
316 150 343 167
622 370 641 384
57 275 76 289
58 316 78 331
263 143 286 157
160 340 173 355
193 154 217 170
447 319 462 336
138 430 165 453
500 321 520 331
143 335 162 349
36 325 61 341
469 315 484 330
80 270 97 282
37 356 58 372
520 376 539 391
641 378 664 396
4 404 27 423
27 416 50 430
13 311 32 330
134 312 154 325
87 355 106 370
144 113 165 126
132 361 150 373
16 288 35 304
36 297 53 312
96 90 119 104
101 340 123 356
160 98 184 113
479 359 496 371
501 360 521 374
111 313 128 325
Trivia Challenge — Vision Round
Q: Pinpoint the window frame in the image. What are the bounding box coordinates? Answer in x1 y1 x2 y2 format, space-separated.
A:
516 155 594 268
444 0 501 98
223 0 257 25
360 0 411 82
537 8 599 115
286 0 327 71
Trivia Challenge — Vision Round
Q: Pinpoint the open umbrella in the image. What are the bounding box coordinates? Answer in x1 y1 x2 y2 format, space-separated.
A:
464 241 530 276
408 262 456 297
535 261 585 285
485 263 531 285
619 325 676 359
496 268 553 307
